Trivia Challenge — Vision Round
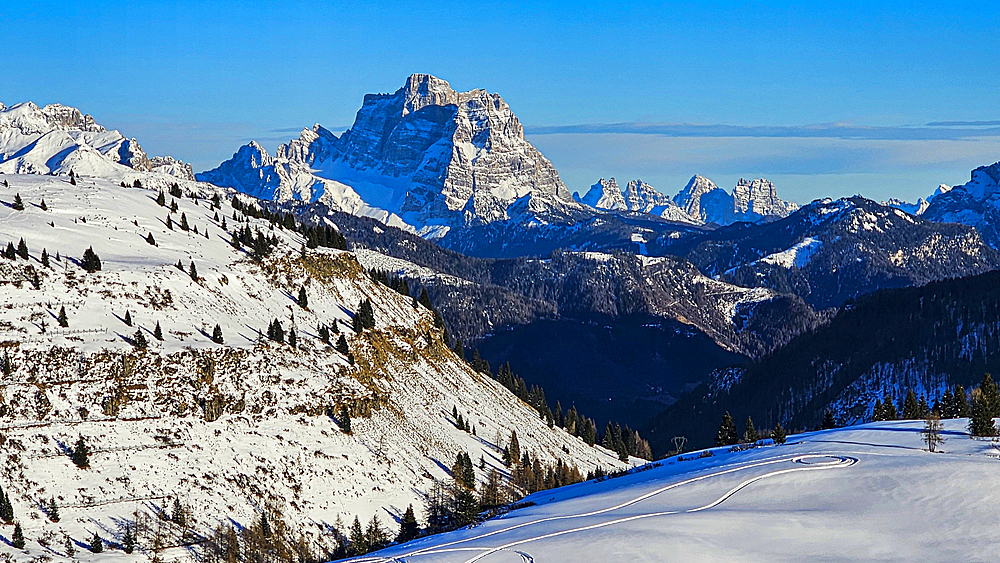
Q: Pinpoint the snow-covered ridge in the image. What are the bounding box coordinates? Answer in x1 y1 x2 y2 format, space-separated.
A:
0 174 626 562
0 101 195 180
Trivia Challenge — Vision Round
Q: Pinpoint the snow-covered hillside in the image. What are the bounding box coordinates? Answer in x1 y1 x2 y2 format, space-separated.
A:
360 419 1000 562
0 174 626 562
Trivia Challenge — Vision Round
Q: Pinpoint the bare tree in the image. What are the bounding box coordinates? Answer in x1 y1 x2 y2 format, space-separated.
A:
922 413 946 452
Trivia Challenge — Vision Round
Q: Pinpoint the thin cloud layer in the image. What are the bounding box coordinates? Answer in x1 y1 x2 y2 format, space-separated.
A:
526 122 1000 141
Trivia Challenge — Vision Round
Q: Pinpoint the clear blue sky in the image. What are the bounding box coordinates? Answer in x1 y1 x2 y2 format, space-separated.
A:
4 1 998 203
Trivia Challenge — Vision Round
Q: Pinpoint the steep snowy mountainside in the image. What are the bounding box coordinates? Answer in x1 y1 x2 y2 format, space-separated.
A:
922 161 1000 248
0 174 625 562
679 196 1000 309
648 268 1000 451
672 174 799 225
578 178 626 210
0 101 195 180
363 420 1000 562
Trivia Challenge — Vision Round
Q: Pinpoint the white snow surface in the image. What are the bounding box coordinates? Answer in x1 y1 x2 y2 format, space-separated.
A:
0 174 626 562
758 237 823 269
359 420 1000 562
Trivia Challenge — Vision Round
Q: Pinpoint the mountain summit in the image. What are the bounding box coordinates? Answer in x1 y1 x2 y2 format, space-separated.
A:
200 74 583 233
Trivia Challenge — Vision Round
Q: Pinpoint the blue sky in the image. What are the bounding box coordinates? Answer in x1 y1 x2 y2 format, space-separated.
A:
3 1 998 203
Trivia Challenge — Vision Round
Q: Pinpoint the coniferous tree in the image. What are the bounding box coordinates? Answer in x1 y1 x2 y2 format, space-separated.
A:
146 232 156 245
508 430 521 467
822 409 837 429
89 531 103 553
121 522 135 554
212 324 224 344
124 310 132 326
319 324 330 344
980 374 1000 417
0 487 13 523
288 327 297 347
81 246 101 272
180 213 190 232
335 334 349 356
418 288 432 310
71 435 90 468
57 306 69 327
189 261 198 281
1 351 13 376
954 384 969 418
16 238 28 260
338 405 352 434
166 214 174 230
40 198 48 211
902 390 920 420
882 391 898 420
12 522 24 549
772 421 787 445
2 242 13 260
12 193 24 211
716 412 738 446
396 504 420 543
133 329 147 349
70 174 77 186
156 191 166 206
64 535 75 557
297 286 308 309
939 388 954 418
47 497 60 522
41 248 49 267
969 389 997 437
744 416 758 443
349 516 366 556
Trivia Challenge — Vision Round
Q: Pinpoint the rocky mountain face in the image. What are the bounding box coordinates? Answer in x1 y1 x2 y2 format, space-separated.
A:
922 161 1000 248
578 178 701 225
647 269 1000 451
0 101 194 179
676 196 1000 310
672 174 799 225
200 74 587 234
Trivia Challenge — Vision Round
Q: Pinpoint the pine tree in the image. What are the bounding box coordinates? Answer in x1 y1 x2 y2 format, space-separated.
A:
0 487 14 523
716 412 738 446
349 516 366 556
180 212 190 231
16 238 28 260
72 435 90 468
47 497 59 522
89 531 103 553
335 334 349 356
64 535 75 557
288 327 297 347
1 351 13 376
297 286 308 309
41 248 49 267
902 390 920 419
70 173 77 186
156 190 166 206
189 261 198 281
172 498 186 526
365 514 389 552
133 329 147 349
822 409 836 429
939 388 955 418
2 242 13 260
12 522 24 549
980 373 1000 417
153 321 164 341
338 405 352 434
882 391 898 420
81 246 102 272
121 522 135 554
12 193 24 211
319 324 330 344
744 416 758 443
772 421 787 445
40 198 47 211
212 324 224 344
124 310 132 326
954 384 969 417
396 504 420 543
497 432 517 471
418 288 432 309
146 232 156 245
57 305 69 327
969 388 996 437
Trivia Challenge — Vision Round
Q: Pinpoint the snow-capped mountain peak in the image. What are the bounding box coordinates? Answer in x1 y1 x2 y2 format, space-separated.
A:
0 100 195 180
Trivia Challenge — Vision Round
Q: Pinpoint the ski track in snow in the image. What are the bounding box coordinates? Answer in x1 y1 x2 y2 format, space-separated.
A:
352 453 857 563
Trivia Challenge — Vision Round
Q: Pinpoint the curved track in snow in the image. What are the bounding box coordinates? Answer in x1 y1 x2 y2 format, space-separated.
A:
353 454 857 563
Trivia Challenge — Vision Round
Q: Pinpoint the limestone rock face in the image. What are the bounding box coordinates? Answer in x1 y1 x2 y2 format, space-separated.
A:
674 175 798 225
733 178 799 221
581 178 627 210
922 161 1000 248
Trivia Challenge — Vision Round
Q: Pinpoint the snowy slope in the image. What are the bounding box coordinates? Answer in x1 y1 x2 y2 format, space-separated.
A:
360 419 1000 562
0 174 626 562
